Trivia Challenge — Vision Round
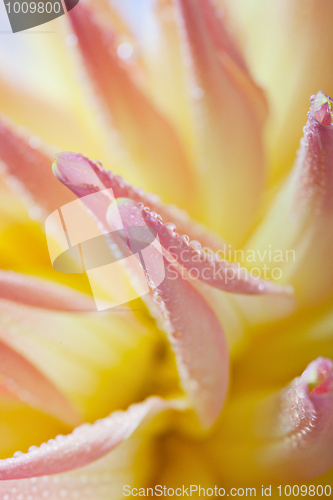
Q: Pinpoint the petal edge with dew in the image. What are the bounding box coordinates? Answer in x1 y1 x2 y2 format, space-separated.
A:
209 357 333 483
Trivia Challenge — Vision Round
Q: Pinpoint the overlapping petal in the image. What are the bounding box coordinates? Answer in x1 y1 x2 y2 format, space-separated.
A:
0 396 182 480
0 398 175 499
0 271 93 311
53 152 227 252
225 0 333 182
0 295 158 423
0 338 81 427
209 357 333 483
53 153 231 427
246 91 333 306
170 0 267 244
67 3 196 214
107 199 229 428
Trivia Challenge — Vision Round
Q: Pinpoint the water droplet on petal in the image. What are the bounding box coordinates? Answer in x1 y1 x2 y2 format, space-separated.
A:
29 136 41 149
93 160 103 168
66 34 78 47
165 222 176 232
29 206 42 220
191 87 204 99
117 42 133 60
190 240 201 249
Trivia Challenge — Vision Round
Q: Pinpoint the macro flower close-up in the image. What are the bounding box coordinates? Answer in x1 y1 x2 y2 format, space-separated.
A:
0 0 333 498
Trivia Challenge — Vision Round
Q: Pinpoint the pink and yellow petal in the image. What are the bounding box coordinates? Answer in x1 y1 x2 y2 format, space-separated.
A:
0 296 159 423
224 0 333 185
208 357 333 484
67 3 196 215
171 0 267 244
246 91 333 306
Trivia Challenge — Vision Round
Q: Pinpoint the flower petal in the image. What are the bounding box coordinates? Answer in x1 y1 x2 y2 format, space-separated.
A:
233 302 333 393
0 119 74 215
53 156 230 427
134 203 290 296
0 417 157 499
53 152 227 251
0 297 158 423
0 396 182 480
225 0 333 182
0 338 81 427
106 200 230 428
210 357 333 483
0 271 94 311
67 3 196 214
246 91 333 306
54 154 231 426
171 0 267 244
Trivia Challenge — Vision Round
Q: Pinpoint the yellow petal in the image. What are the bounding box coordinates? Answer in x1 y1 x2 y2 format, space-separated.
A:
246 92 333 306
171 0 267 244
208 358 333 484
225 0 333 184
0 298 158 422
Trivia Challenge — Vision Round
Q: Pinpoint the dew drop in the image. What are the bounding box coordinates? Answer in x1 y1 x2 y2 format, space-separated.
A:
117 42 133 60
93 160 103 168
29 136 41 149
29 206 42 221
66 34 78 47
191 87 204 99
165 222 176 232
190 240 201 250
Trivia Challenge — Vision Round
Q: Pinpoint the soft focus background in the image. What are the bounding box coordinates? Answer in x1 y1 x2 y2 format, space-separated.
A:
1 0 333 495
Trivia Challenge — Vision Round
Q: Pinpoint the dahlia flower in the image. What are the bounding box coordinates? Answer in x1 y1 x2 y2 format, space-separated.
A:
0 0 333 498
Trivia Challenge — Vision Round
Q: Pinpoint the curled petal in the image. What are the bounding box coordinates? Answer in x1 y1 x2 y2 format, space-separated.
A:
0 271 94 311
210 357 333 482
107 201 230 428
53 152 227 251
141 205 290 296
0 420 155 499
68 3 195 213
0 397 182 480
172 0 267 244
0 339 81 427
112 198 290 295
247 91 333 305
